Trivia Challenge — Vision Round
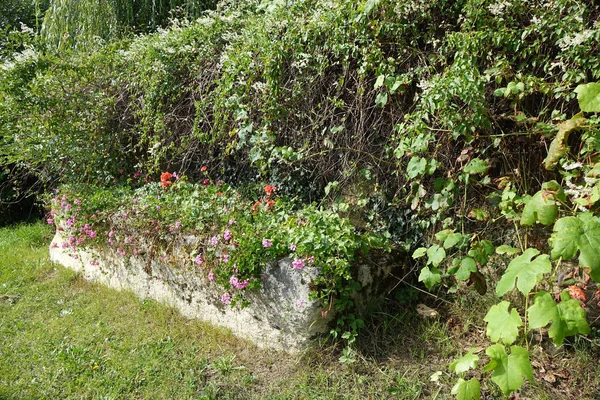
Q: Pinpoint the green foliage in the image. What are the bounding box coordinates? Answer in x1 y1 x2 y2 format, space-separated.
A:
520 181 565 226
451 378 480 400
550 213 600 281
484 345 533 396
483 301 522 345
575 82 600 112
495 249 552 297
449 349 479 374
528 291 590 346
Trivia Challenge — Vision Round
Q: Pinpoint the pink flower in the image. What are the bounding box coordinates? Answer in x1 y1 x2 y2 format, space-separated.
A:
108 231 115 238
116 248 126 256
229 275 249 290
133 198 139 204
292 259 305 270
195 254 203 265
88 231 97 239
210 236 219 246
262 238 273 248
175 221 181 229
66 218 74 227
307 256 315 264
296 299 304 309
223 229 232 241
51 242 58 248
228 219 235 225
289 243 296 251
133 249 139 255
220 253 229 264
74 199 81 205
50 209 56 216
47 218 54 225
221 293 231 305
203 179 209 185
208 271 215 281
156 205 161 210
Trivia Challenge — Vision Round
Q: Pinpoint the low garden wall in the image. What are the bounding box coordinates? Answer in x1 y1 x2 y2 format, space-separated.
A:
49 227 334 352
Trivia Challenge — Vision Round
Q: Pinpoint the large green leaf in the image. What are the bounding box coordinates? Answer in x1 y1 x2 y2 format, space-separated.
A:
543 114 585 170
520 181 565 226
485 344 533 395
451 378 480 400
575 82 600 112
496 248 551 297
463 158 489 175
550 213 600 281
427 244 446 267
528 291 590 345
419 266 441 290
449 349 479 374
455 257 477 281
483 301 523 345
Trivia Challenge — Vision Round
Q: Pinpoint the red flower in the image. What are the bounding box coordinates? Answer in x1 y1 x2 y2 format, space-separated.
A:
266 200 275 210
160 172 173 187
264 185 276 196
201 165 208 172
252 201 262 213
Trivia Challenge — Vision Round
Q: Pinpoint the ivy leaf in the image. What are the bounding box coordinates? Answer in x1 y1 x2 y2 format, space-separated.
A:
528 291 590 345
543 114 585 170
419 266 442 290
520 181 565 226
484 301 523 345
463 158 489 175
550 213 600 282
375 92 388 108
435 229 453 242
468 208 489 221
496 248 551 297
449 349 479 374
455 257 477 281
574 82 600 112
485 344 533 395
412 247 427 259
444 233 467 249
496 245 521 255
406 156 427 179
427 244 446 267
451 378 480 400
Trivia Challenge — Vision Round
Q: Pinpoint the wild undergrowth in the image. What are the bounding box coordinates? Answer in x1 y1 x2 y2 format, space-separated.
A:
2 0 600 397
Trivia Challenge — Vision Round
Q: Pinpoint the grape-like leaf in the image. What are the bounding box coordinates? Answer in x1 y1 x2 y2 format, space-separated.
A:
407 156 427 179
455 257 477 281
451 378 480 400
550 213 600 282
520 181 565 226
427 244 446 267
419 266 441 290
496 248 551 297
528 291 590 345
468 240 495 265
575 82 600 112
484 344 533 395
449 349 479 374
444 233 466 249
484 301 523 345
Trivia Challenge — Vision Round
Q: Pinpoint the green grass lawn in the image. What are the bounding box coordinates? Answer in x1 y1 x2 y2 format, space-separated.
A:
0 223 598 399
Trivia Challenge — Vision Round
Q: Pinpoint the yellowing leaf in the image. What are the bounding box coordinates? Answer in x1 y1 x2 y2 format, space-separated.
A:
543 114 585 170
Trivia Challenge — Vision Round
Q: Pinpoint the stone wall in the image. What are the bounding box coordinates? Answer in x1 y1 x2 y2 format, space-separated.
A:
49 228 333 352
